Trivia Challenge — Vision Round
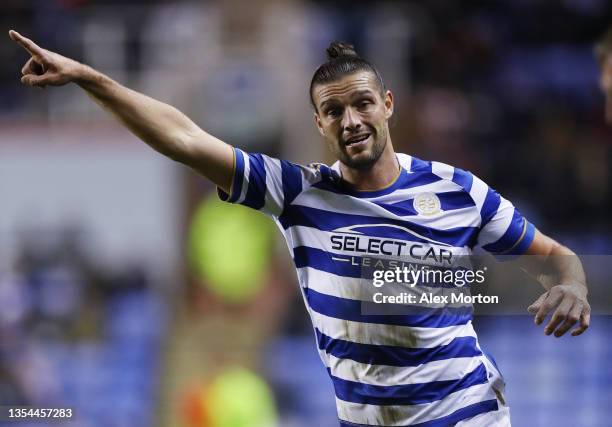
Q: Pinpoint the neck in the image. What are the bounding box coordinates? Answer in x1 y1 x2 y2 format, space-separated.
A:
339 141 399 191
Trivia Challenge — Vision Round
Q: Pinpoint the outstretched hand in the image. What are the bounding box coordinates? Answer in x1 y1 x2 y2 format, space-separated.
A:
527 284 590 337
9 30 82 87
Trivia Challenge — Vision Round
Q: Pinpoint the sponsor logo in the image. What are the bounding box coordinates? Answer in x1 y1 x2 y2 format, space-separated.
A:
329 223 453 265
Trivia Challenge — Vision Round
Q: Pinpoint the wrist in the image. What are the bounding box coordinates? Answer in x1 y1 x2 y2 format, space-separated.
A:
555 281 588 297
72 63 98 86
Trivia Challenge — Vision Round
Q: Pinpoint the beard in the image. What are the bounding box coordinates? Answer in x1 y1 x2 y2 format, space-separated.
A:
337 127 388 170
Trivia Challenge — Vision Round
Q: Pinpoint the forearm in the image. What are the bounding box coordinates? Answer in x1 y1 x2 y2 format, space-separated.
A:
71 65 233 191
524 231 590 336
74 65 200 162
522 230 587 293
544 243 587 293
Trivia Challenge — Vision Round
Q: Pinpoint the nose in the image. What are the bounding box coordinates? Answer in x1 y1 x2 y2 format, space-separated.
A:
341 107 362 132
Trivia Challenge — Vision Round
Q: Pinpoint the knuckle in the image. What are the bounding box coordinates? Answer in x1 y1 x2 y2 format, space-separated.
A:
540 302 553 312
567 315 578 323
552 313 565 323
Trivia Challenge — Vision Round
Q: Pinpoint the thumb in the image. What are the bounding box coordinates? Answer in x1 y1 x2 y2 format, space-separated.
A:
21 74 49 87
527 292 547 314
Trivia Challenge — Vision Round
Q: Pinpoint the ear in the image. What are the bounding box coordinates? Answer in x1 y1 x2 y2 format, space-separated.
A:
314 112 325 137
384 90 394 119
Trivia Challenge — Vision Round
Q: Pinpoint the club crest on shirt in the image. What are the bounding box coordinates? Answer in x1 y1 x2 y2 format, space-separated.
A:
413 192 441 216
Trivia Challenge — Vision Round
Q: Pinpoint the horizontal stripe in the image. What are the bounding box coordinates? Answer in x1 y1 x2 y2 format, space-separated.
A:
316 329 481 367
294 246 362 278
480 187 501 227
280 205 478 247
508 220 535 255
477 197 515 248
373 191 476 217
411 399 498 427
330 362 489 405
312 168 440 199
305 288 473 328
310 309 477 349
409 156 432 173
481 208 527 254
336 382 497 426
362 179 464 205
293 247 473 291
468 175 489 215
452 168 474 193
397 153 413 171
431 161 454 181
292 186 481 232
325 352 484 386
299 266 474 304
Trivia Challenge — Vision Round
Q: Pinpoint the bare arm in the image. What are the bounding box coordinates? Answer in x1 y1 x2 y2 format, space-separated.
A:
8 30 233 193
521 229 590 337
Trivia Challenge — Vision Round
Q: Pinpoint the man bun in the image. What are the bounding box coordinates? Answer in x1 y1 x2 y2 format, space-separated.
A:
310 41 385 109
326 42 358 60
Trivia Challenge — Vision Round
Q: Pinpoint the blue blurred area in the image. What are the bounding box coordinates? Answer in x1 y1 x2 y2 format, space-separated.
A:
476 316 612 427
265 316 612 427
0 229 168 427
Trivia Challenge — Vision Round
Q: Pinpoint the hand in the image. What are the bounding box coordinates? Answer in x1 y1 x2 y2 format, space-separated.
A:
527 284 590 337
8 30 83 88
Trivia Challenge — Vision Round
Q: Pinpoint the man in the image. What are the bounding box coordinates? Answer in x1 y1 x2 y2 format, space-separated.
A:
9 31 590 426
595 27 612 124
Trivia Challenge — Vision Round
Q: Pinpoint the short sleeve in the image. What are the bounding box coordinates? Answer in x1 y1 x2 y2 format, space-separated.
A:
468 174 536 256
217 147 310 218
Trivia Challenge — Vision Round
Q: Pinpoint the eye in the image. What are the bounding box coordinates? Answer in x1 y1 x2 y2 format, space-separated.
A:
326 108 341 118
356 99 373 110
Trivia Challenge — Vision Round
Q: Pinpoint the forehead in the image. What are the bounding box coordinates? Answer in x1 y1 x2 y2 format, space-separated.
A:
313 71 381 106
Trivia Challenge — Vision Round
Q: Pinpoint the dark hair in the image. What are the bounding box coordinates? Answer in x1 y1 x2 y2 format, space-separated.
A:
309 41 385 109
595 27 612 66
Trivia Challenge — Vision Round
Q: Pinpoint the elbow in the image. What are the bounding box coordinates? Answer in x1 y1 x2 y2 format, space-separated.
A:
155 130 195 165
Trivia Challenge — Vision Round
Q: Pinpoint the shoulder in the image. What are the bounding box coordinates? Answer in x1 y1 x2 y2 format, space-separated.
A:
397 152 475 192
305 161 342 186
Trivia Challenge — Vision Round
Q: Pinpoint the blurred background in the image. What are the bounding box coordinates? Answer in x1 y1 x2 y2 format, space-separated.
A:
1 0 612 426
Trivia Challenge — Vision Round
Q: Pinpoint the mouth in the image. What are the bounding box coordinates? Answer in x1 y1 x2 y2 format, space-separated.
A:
344 133 371 148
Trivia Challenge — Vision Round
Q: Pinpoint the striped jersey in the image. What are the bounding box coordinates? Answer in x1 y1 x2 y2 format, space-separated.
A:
219 148 535 426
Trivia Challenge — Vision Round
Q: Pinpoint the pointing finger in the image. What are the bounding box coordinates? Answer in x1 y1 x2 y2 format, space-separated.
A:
9 30 44 57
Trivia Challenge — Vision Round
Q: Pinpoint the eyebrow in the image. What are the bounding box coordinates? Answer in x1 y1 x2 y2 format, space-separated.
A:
319 89 376 109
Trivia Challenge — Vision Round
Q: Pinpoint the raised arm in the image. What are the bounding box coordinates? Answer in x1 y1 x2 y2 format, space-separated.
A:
8 30 234 193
